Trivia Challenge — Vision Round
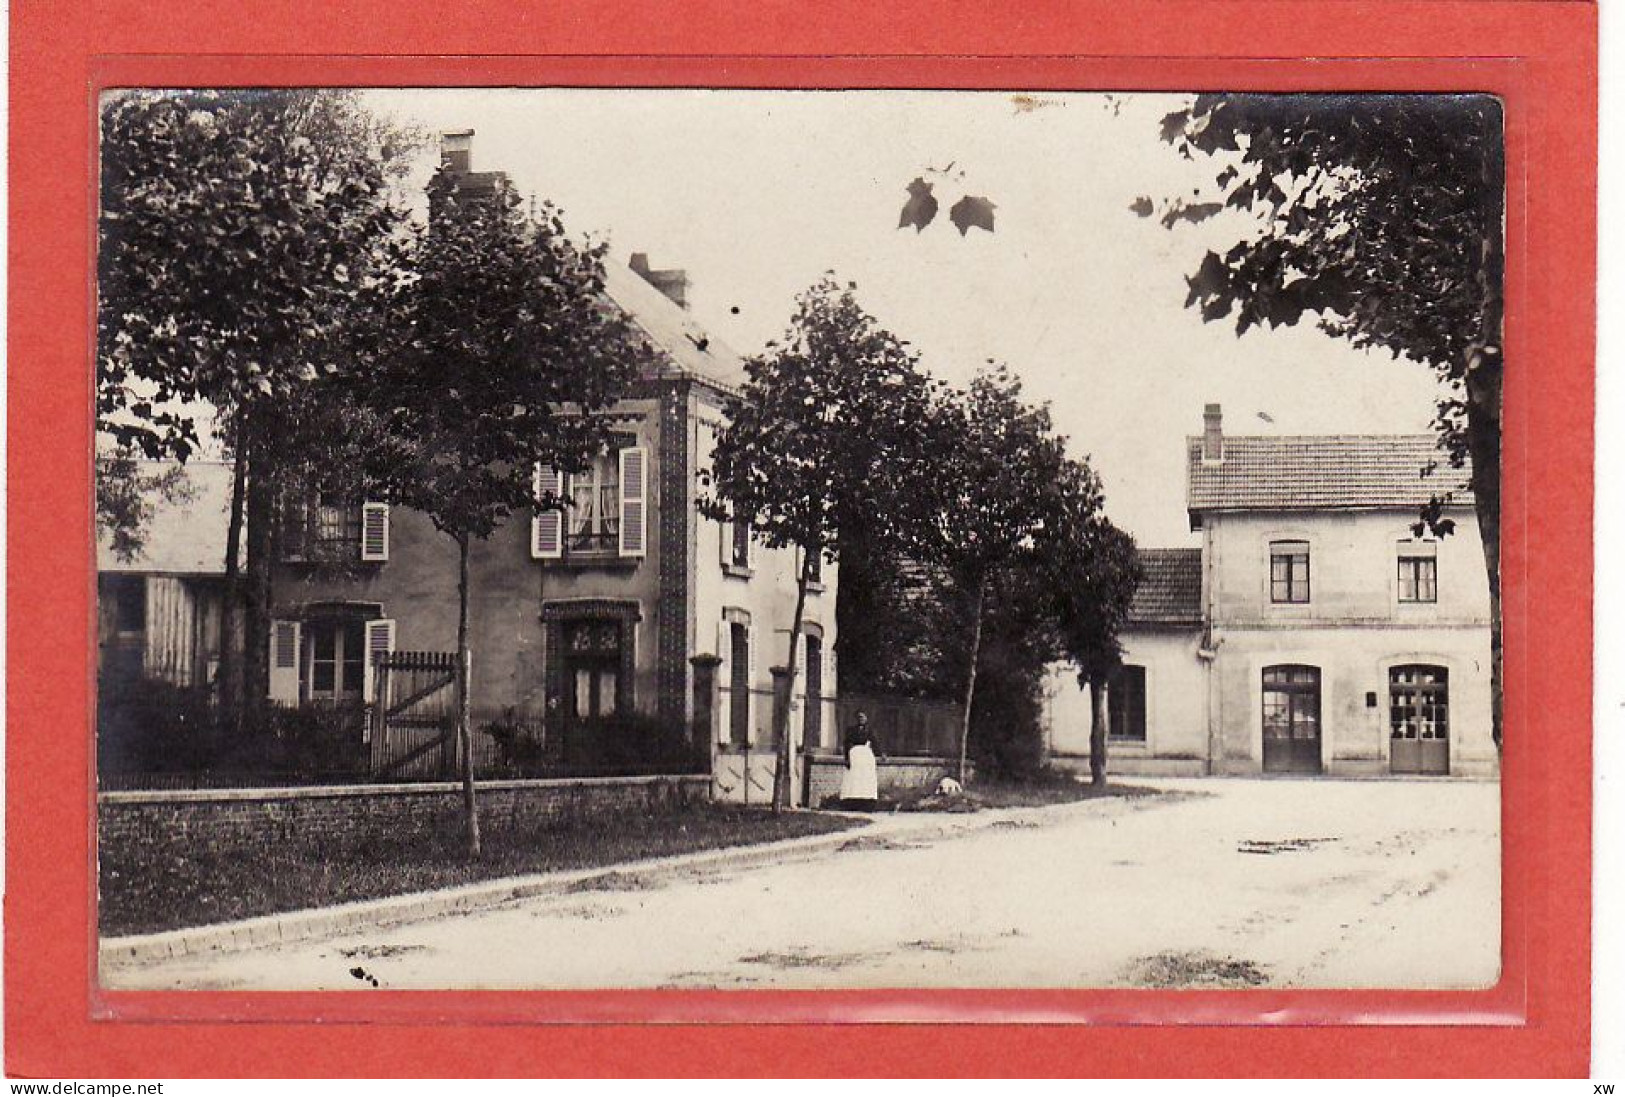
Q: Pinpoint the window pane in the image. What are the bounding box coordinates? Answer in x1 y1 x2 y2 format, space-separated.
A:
598 670 617 716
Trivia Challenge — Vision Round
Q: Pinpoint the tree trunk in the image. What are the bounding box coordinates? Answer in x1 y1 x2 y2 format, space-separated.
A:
217 429 249 735
771 546 815 814
242 459 275 730
1088 676 1109 787
956 574 988 784
1465 364 1502 752
456 534 482 858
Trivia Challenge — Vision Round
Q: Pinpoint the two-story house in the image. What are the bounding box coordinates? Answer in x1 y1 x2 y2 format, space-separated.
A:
98 133 838 796
1046 404 1496 779
264 132 837 793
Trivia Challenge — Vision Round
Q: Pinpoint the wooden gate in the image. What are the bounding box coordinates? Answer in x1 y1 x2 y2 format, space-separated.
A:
369 651 460 779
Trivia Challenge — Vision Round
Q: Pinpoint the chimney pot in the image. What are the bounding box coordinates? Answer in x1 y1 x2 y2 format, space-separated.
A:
440 129 474 175
1203 403 1224 461
628 253 690 309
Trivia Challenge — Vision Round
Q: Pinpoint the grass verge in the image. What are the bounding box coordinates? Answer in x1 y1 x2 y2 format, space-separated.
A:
99 802 863 937
898 769 1167 812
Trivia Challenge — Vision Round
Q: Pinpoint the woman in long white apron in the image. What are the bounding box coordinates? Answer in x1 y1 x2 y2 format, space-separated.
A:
839 711 880 808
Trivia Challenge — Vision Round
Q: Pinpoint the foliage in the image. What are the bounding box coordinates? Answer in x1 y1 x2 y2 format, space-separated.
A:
704 277 940 807
1145 92 1504 744
97 89 417 462
96 676 220 775
703 276 937 565
95 451 194 562
357 167 648 540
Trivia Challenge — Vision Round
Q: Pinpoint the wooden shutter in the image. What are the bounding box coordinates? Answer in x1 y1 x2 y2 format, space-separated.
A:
268 619 301 704
360 503 390 562
619 446 648 558
716 618 731 744
361 618 396 706
531 464 563 559
744 622 757 745
719 517 732 568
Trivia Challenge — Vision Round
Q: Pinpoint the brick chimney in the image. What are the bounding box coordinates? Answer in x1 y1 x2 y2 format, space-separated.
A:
1203 403 1224 462
440 129 474 175
629 253 691 310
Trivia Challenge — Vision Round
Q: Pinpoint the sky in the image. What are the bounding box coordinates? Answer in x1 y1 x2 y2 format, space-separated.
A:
363 89 1449 547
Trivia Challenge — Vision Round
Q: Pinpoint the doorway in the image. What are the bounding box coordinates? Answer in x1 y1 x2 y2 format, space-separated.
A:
1262 664 1322 774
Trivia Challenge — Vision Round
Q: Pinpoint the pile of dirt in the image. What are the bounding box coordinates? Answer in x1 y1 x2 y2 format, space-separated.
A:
1125 949 1270 988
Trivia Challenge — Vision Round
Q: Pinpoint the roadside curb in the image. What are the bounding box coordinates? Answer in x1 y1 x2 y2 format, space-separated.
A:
97 793 1140 970
100 815 885 970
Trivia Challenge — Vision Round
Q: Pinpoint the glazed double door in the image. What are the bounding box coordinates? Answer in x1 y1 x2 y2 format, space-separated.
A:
1262 665 1322 774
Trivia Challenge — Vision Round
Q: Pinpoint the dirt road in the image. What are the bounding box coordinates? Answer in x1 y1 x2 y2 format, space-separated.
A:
102 777 1499 992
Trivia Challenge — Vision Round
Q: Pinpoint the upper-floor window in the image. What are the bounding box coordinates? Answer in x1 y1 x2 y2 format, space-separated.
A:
1269 540 1311 604
731 517 751 569
567 450 621 553
280 494 389 563
1397 540 1438 603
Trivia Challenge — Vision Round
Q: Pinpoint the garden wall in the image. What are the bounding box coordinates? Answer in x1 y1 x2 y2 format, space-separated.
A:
804 753 970 808
98 774 710 859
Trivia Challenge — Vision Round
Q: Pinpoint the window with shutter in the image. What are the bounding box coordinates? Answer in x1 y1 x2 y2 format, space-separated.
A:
268 620 302 704
361 618 396 706
532 465 564 559
618 446 648 557
360 503 390 562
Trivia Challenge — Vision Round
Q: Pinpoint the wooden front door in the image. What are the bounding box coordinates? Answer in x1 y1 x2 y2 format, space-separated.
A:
1262 665 1322 774
1390 665 1450 775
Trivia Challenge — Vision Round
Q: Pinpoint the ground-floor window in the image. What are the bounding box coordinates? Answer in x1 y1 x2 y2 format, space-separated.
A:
1107 664 1147 742
306 614 367 701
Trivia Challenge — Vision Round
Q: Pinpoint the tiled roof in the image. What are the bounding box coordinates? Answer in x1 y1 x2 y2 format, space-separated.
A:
1129 547 1203 627
602 259 749 393
1187 434 1473 516
98 460 237 575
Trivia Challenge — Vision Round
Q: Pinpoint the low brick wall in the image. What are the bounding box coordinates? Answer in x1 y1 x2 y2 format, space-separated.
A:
98 774 711 857
804 753 968 808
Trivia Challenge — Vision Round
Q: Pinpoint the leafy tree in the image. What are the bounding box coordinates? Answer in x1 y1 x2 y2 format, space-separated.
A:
96 450 194 563
1039 488 1141 786
704 278 937 811
919 365 1079 781
97 89 418 718
1143 93 1505 746
358 166 647 855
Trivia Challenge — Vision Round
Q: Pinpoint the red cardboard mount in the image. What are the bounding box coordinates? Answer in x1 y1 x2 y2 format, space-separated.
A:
5 0 1596 1078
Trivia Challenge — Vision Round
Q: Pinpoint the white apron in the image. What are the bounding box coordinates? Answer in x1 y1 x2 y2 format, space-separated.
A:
840 742 879 802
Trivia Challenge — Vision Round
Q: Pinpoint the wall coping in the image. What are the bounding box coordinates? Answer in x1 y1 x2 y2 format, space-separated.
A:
98 773 709 807
804 752 962 766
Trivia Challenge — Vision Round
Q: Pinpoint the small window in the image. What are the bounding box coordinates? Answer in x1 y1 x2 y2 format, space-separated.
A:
1397 541 1438 603
1107 664 1147 742
731 518 751 569
1269 540 1311 604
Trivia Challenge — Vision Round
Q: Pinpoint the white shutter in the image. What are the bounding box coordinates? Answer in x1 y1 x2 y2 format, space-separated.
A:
720 517 732 568
744 623 757 745
619 446 648 558
268 620 301 704
716 618 731 745
361 618 396 706
360 503 390 562
531 464 563 559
